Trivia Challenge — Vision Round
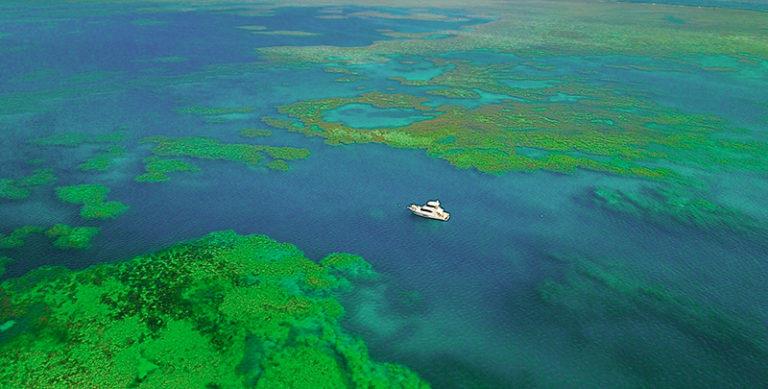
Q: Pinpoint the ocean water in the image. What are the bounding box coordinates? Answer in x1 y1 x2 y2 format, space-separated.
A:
1 2 767 388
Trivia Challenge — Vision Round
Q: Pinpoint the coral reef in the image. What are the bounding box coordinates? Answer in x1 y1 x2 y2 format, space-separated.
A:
590 185 767 241
0 225 97 251
45 224 99 250
55 184 129 220
0 231 428 388
321 253 379 292
0 256 10 277
0 180 29 201
268 76 768 180
538 254 768 385
265 160 290 172
257 2 768 64
135 157 200 183
0 226 44 249
322 253 378 281
254 2 768 185
142 136 310 170
78 145 126 172
0 169 56 201
267 91 692 178
251 4 768 251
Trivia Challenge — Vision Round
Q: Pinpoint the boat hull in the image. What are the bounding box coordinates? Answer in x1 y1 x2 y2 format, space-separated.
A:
408 205 450 221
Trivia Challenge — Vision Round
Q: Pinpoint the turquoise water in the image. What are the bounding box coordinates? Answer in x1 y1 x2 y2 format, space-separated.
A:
324 103 435 128
548 92 584 102
1 2 767 388
425 89 524 108
503 79 556 89
623 0 768 11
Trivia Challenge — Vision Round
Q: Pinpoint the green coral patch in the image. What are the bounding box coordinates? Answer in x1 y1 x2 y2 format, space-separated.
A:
321 253 378 281
1 225 97 251
259 146 310 161
16 168 57 187
143 136 310 170
257 2 768 63
0 169 56 201
269 91 703 178
0 180 30 201
0 231 428 387
80 201 130 220
55 184 129 220
0 257 11 278
78 146 126 172
591 186 767 240
135 157 200 183
264 34 768 182
45 224 99 250
0 226 45 249
265 160 290 172
56 183 109 204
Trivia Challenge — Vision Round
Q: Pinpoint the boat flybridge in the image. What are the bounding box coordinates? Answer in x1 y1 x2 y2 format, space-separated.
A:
408 200 450 221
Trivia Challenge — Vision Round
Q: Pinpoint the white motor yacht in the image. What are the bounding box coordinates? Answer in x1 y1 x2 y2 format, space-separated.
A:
408 200 450 221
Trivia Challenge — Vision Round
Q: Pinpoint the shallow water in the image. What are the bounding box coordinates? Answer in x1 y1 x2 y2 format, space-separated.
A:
324 103 435 128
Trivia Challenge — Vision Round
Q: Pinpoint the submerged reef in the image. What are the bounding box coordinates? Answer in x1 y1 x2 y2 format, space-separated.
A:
255 3 768 251
142 136 310 171
0 231 428 388
269 75 766 179
135 157 200 183
0 256 10 277
269 91 679 178
538 254 768 386
0 180 29 201
78 145 127 172
0 226 44 249
0 225 97 251
0 169 56 201
55 184 129 220
590 185 767 240
258 2 768 64
321 253 378 292
44 224 99 250
265 160 290 172
33 131 126 148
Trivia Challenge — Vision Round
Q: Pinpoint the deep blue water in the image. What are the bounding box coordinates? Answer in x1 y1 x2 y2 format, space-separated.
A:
0 5 485 82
